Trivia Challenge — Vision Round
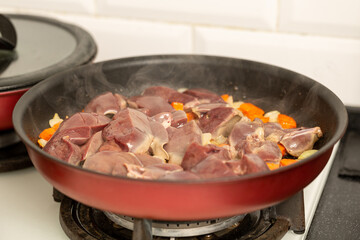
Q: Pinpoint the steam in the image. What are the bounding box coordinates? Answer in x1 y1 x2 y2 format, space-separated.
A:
39 56 326 130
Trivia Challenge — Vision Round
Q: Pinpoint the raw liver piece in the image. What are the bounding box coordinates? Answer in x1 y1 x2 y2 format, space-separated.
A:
170 110 187 128
183 88 225 103
151 112 172 128
44 126 92 163
50 126 92 146
165 121 202 165
181 142 231 170
134 154 164 166
98 139 123 152
81 131 104 160
125 163 182 179
190 157 237 179
199 107 241 138
229 119 264 150
225 160 243 175
264 122 287 143
240 154 269 174
168 92 200 109
84 92 126 115
59 112 110 133
102 108 153 153
149 121 169 160
43 112 111 164
142 86 178 101
83 151 142 176
44 136 82 165
242 139 282 164
280 127 323 157
192 103 228 116
127 96 174 116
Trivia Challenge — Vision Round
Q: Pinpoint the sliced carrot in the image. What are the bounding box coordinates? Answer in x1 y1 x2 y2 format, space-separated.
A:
218 143 229 148
278 144 286 156
259 116 269 123
239 103 266 121
239 103 264 115
278 114 297 129
171 102 184 111
266 162 280 170
52 122 61 131
39 127 56 141
186 112 196 122
280 159 299 167
221 94 229 102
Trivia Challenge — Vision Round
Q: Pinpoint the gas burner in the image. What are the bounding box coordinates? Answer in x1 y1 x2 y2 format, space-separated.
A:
104 212 246 238
0 130 32 172
58 192 305 240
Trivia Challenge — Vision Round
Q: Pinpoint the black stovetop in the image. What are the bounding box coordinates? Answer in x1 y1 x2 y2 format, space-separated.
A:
306 106 360 239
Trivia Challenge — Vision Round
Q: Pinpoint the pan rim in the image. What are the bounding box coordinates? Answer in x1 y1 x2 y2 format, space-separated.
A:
12 54 348 185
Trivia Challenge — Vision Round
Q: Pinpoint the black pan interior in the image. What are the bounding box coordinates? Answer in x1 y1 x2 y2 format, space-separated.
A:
14 55 347 157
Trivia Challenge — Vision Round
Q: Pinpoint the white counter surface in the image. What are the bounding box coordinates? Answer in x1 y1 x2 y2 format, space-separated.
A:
0 144 338 240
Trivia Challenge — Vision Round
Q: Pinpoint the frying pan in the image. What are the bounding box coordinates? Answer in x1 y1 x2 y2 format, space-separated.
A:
13 55 347 221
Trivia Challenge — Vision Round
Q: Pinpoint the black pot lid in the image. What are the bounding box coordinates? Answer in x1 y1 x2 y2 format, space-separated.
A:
0 14 97 92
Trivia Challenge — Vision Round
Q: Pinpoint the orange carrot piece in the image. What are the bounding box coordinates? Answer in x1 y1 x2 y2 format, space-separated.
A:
280 159 299 167
171 102 184 111
221 94 229 102
266 162 280 170
186 112 196 122
39 127 56 141
53 122 61 131
239 103 264 115
278 114 297 129
239 103 265 121
278 144 286 156
259 116 269 123
218 143 229 148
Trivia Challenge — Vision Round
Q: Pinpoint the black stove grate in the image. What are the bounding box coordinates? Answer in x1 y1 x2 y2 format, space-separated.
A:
57 189 304 240
0 130 32 172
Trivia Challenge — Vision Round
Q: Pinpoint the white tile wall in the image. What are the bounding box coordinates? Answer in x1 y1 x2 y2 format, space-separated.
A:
0 0 359 105
55 14 192 61
96 0 278 30
0 0 96 14
194 27 360 106
279 0 360 38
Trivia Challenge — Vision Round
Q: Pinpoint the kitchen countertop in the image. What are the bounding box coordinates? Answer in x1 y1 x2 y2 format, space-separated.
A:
0 167 68 239
306 107 360 239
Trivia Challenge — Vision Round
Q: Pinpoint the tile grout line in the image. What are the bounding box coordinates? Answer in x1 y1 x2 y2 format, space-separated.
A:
276 0 281 32
2 6 360 42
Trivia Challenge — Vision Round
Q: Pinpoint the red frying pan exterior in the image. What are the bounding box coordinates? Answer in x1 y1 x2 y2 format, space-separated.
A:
13 55 348 221
25 144 333 220
0 88 28 130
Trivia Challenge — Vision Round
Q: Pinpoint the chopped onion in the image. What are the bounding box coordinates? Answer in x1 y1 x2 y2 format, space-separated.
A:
298 150 318 160
264 110 280 123
201 133 212 146
49 113 63 128
211 135 227 145
37 139 48 148
231 101 243 109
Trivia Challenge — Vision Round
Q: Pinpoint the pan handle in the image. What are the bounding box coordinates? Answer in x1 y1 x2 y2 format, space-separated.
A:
0 14 17 50
132 218 153 240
